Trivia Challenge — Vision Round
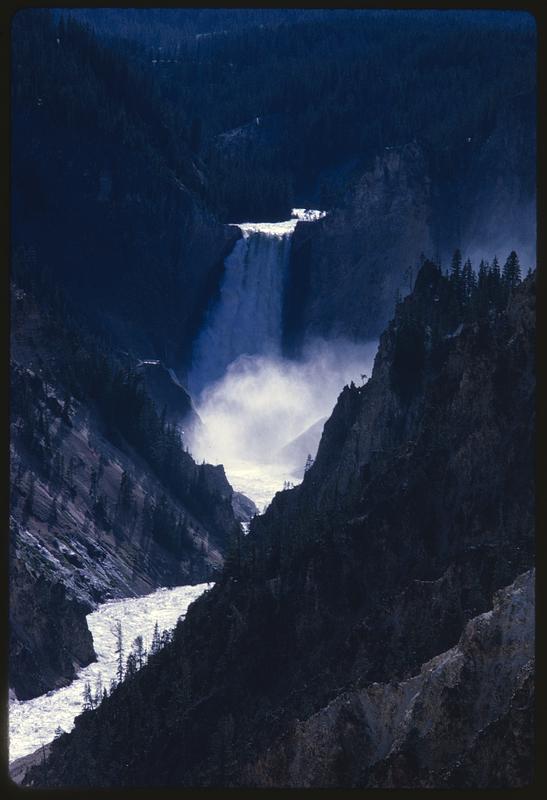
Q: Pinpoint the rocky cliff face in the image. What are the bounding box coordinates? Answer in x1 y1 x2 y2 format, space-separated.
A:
26 267 534 788
290 260 535 519
245 569 534 788
9 283 240 700
284 127 535 351
284 143 433 350
9 521 96 701
135 361 198 432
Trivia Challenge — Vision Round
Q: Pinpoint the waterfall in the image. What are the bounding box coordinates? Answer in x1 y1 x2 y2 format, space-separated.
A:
185 209 379 512
187 210 326 397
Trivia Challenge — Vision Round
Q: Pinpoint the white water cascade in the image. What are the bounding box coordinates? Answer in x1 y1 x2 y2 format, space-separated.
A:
186 209 378 511
188 211 324 397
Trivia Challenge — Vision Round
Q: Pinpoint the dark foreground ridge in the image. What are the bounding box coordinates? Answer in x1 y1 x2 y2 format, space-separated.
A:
25 259 535 787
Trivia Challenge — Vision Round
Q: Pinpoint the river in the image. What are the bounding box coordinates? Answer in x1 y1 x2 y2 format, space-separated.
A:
9 582 211 763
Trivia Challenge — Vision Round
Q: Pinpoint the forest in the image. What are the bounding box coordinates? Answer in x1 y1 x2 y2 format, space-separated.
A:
12 9 535 224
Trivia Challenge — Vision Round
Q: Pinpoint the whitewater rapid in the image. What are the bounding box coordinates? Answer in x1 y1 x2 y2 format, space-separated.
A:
9 583 211 763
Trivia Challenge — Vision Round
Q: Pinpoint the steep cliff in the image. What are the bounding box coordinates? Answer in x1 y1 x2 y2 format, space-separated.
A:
284 143 433 349
12 10 535 368
135 361 198 432
245 569 534 788
284 128 535 351
26 266 534 787
9 521 96 701
9 280 240 700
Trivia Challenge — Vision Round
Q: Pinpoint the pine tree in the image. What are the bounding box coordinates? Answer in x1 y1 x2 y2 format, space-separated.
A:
489 256 504 310
43 419 51 452
132 634 146 669
94 673 103 707
82 680 94 711
444 249 464 327
41 743 48 783
114 620 124 684
53 452 65 483
89 467 98 499
141 493 154 538
125 651 137 678
118 469 134 511
150 621 161 655
48 497 58 526
93 494 109 527
450 248 462 282
502 250 521 289
66 458 75 489
462 258 475 298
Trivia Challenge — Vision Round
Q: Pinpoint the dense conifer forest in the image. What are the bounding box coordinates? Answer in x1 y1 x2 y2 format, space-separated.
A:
13 9 535 226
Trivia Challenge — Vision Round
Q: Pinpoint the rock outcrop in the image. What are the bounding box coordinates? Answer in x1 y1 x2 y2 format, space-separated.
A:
284 127 535 352
245 570 534 788
284 143 433 350
9 523 96 701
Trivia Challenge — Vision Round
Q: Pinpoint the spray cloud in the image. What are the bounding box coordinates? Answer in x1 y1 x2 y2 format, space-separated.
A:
188 338 377 510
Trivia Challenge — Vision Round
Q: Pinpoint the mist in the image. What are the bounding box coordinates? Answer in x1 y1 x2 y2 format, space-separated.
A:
187 338 377 510
460 197 537 274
